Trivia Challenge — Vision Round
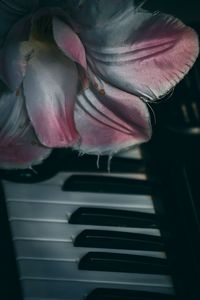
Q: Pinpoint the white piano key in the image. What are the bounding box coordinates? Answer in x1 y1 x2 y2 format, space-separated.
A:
3 168 147 190
24 299 63 300
3 166 174 300
4 185 153 210
24 298 64 300
24 299 60 300
10 220 161 240
14 240 167 259
115 146 143 159
18 258 172 280
18 259 174 297
6 196 155 221
22 279 174 300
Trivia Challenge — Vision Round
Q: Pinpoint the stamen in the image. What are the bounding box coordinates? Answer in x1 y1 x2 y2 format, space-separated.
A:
99 89 106 96
107 154 112 173
94 82 99 89
96 154 100 169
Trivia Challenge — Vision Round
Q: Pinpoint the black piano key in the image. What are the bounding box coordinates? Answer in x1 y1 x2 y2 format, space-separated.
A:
69 208 158 228
79 252 169 274
62 175 153 194
74 230 164 251
86 288 176 300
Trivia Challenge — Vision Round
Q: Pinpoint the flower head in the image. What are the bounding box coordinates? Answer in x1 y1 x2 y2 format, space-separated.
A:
0 0 199 168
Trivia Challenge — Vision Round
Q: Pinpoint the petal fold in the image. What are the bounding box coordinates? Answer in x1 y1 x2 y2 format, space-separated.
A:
23 41 79 147
74 78 151 155
53 17 87 70
77 3 199 100
53 17 88 89
0 90 51 169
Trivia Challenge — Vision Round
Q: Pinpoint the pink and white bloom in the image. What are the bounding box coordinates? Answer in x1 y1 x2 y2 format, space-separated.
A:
0 0 199 168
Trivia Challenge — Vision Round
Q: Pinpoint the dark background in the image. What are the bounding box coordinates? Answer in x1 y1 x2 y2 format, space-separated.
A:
143 0 200 23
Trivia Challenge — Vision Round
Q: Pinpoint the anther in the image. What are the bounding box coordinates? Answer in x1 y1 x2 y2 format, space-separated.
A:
99 89 106 96
94 82 99 89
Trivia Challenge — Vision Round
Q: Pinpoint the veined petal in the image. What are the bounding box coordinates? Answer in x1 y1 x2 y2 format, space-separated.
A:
23 40 79 147
78 3 199 100
53 17 88 89
0 90 51 169
53 17 87 70
74 78 151 155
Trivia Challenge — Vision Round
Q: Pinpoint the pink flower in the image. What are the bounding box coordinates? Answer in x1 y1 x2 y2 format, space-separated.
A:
0 0 199 168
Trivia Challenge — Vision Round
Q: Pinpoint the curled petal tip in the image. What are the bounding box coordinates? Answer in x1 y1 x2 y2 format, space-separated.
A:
53 17 87 70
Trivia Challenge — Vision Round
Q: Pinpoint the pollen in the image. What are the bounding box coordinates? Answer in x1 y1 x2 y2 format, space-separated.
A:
94 82 99 89
99 89 106 96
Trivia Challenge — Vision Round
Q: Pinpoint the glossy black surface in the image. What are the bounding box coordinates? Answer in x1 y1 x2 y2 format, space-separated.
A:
69 207 158 228
86 288 176 300
62 175 154 194
74 229 164 251
79 252 169 274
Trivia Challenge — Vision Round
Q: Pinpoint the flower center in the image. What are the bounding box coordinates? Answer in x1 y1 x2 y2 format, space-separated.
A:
32 15 53 42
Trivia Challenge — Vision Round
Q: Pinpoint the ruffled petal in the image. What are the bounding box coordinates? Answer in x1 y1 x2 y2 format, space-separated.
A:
76 2 199 100
23 40 79 148
0 90 51 169
74 78 151 155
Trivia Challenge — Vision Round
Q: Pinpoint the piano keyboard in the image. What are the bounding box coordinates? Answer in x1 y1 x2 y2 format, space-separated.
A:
2 147 176 300
1 26 200 299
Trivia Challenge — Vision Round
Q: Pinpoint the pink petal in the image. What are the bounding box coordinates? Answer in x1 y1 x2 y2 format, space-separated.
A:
53 17 88 89
0 137 51 169
0 90 51 169
81 11 199 100
23 42 79 148
53 17 87 70
74 78 151 155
